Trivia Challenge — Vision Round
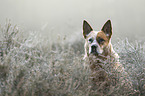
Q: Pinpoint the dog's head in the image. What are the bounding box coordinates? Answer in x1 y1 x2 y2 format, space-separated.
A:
83 20 112 56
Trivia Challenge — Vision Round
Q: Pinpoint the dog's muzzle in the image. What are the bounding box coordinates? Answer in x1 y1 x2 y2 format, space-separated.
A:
91 45 98 55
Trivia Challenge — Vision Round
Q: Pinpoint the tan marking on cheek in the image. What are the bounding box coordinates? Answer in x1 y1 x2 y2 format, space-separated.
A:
96 31 109 46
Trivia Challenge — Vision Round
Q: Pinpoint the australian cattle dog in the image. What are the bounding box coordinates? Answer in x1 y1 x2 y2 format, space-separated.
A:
82 20 139 95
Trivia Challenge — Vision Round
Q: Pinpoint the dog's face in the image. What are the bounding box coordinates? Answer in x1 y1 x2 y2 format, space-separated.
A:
83 20 112 56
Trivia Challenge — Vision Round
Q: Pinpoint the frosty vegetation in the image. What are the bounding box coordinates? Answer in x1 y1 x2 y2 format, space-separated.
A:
0 22 144 96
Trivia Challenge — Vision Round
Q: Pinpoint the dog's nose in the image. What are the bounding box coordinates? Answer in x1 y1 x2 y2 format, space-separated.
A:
91 45 97 53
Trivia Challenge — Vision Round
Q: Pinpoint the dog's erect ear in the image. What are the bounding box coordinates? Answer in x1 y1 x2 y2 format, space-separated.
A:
101 20 112 39
83 20 93 38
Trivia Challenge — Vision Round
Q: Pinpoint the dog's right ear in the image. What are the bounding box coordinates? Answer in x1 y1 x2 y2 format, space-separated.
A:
83 20 93 38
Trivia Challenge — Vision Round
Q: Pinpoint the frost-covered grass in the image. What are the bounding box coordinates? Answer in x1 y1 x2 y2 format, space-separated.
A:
0 22 144 96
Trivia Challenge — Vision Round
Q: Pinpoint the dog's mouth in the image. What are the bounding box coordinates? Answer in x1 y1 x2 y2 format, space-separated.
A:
91 51 98 55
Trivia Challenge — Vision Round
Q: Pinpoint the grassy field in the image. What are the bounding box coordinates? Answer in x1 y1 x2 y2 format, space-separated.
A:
0 22 144 96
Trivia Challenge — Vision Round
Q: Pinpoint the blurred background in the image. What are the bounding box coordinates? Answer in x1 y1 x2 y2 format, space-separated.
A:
0 0 145 42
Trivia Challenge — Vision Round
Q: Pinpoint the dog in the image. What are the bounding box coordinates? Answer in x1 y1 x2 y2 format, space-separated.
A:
82 20 139 95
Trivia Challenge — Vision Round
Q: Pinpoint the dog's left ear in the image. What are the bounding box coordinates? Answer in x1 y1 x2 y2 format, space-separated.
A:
83 20 93 38
101 20 112 39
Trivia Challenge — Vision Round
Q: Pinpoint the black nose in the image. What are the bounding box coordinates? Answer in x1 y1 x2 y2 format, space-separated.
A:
91 45 97 53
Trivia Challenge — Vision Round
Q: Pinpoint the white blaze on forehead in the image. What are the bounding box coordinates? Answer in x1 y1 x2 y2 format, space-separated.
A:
86 31 100 38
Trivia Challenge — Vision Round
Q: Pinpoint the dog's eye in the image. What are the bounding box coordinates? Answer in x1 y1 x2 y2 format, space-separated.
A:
88 38 93 43
98 38 105 43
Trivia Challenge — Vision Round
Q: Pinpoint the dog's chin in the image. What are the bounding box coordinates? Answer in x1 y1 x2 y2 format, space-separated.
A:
90 51 99 56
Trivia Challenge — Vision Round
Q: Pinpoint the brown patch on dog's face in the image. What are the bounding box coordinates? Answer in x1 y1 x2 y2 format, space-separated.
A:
97 31 109 48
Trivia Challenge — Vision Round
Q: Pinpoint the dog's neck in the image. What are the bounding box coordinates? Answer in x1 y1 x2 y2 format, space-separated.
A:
88 43 118 64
